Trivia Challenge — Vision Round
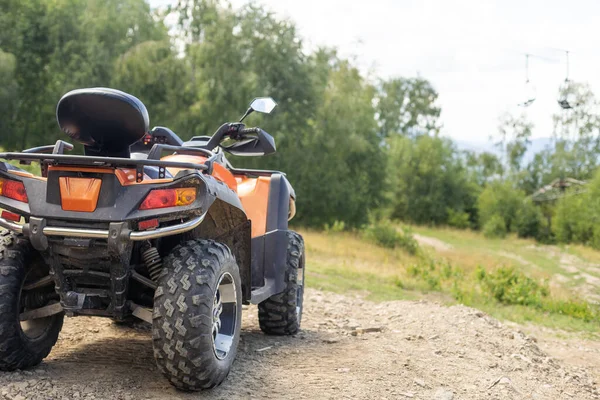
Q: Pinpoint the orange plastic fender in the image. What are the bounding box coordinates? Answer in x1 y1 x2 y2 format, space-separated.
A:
236 176 271 237
161 154 238 192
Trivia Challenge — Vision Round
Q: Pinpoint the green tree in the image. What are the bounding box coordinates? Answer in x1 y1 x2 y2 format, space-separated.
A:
477 180 524 232
376 77 441 138
533 82 600 185
515 199 543 239
295 61 386 227
112 40 190 129
553 193 592 244
554 168 600 247
465 151 503 187
498 113 532 173
0 49 18 138
387 134 477 225
0 0 166 149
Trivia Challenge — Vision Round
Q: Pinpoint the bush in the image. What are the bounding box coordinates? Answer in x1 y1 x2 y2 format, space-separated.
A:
386 135 478 226
477 266 549 307
553 194 592 245
482 215 507 238
477 181 524 232
447 209 471 229
362 220 419 254
515 199 543 239
407 260 441 290
543 298 598 322
324 220 346 233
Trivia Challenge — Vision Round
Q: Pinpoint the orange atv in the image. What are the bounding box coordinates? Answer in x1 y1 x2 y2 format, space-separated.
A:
0 88 304 391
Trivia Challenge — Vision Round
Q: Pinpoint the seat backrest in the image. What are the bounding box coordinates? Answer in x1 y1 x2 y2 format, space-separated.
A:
56 88 149 157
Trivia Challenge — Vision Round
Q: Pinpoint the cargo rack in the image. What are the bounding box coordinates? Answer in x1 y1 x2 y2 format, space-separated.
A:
0 140 217 182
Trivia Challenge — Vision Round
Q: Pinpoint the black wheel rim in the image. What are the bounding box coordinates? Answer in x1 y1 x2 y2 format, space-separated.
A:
212 272 237 360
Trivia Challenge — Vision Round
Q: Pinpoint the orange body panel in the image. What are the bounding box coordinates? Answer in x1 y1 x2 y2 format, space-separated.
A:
161 154 238 192
20 156 275 231
236 176 271 237
59 177 102 212
48 166 115 174
48 165 173 186
8 170 47 181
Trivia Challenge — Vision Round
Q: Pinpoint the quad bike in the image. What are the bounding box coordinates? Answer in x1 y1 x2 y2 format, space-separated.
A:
0 88 305 390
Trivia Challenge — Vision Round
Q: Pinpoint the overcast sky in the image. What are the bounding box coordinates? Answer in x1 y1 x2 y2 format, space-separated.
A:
151 0 600 142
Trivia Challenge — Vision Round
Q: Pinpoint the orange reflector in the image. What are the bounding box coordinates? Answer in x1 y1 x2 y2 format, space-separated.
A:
1 210 21 222
138 219 159 230
59 177 102 212
0 178 28 203
139 188 197 210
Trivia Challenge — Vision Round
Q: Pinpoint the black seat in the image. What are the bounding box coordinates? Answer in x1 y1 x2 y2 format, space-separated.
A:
56 88 149 158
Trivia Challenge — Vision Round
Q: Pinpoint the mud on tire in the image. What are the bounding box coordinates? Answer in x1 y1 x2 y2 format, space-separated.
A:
258 231 305 335
152 239 242 391
0 230 64 371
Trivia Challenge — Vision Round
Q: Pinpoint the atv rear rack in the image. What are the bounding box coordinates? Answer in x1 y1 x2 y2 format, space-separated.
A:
0 151 213 182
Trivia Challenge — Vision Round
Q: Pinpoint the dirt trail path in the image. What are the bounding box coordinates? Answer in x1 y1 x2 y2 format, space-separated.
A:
1 288 598 400
414 232 600 304
413 234 453 252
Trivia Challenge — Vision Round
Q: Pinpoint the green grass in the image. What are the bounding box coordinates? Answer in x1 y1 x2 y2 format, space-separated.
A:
307 263 419 302
478 303 599 334
300 227 600 333
410 225 583 282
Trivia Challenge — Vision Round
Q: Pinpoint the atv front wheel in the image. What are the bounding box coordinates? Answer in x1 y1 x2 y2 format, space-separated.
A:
152 239 242 391
258 231 305 335
0 230 64 371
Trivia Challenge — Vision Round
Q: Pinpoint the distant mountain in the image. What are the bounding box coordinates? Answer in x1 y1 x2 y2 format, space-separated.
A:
454 137 553 164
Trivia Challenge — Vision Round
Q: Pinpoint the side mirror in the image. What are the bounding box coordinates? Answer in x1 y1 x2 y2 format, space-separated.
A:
222 128 276 157
250 97 277 114
239 97 277 122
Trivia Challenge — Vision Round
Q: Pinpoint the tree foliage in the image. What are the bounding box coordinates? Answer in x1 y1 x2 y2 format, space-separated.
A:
477 181 524 233
0 0 389 228
1 0 600 243
387 134 476 225
376 77 441 138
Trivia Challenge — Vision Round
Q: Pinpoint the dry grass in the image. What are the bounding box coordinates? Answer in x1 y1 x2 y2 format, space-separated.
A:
300 229 455 302
299 227 600 333
302 229 418 277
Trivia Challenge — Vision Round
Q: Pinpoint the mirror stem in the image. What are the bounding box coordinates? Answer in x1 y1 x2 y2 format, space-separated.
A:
239 108 253 123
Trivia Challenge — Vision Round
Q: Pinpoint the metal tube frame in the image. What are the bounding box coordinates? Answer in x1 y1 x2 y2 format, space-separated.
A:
0 213 207 241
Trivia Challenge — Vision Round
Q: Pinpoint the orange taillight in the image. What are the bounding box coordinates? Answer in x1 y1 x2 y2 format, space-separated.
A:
0 178 28 203
139 188 197 210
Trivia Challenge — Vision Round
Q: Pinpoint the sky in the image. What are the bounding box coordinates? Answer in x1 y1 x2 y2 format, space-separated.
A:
150 0 600 143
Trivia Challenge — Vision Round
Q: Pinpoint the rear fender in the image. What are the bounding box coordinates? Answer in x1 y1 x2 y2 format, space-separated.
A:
250 173 295 304
166 173 252 302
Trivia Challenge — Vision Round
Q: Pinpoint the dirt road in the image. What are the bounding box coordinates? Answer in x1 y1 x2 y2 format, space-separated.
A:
1 288 598 400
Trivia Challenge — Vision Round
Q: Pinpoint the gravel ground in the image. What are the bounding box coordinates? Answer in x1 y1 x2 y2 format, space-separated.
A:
0 288 598 400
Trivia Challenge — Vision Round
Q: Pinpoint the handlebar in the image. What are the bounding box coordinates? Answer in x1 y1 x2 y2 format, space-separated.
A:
238 127 260 135
203 123 264 151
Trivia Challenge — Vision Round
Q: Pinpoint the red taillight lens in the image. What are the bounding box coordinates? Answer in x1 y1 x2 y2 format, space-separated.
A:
0 178 28 203
138 218 159 230
139 188 196 210
1 210 21 222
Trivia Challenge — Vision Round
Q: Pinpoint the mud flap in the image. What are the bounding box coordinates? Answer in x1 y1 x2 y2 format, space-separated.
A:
248 172 294 304
249 229 288 304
